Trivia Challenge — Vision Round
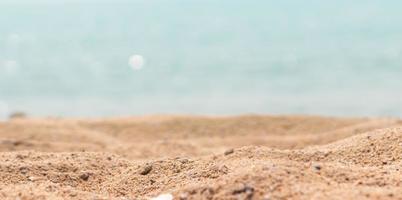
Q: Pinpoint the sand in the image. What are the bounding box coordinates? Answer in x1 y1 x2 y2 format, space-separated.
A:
0 115 402 199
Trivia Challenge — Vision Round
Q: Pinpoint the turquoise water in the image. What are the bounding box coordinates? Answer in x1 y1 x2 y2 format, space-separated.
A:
1 0 402 118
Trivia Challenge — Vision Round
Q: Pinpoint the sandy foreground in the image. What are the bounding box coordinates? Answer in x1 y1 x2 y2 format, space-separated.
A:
0 115 402 200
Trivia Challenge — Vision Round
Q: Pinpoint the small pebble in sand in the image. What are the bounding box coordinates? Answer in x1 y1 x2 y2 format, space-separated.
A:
312 163 322 171
140 164 153 175
224 149 234 156
151 193 173 200
178 158 189 164
13 140 24 146
179 193 188 200
262 194 272 200
69 192 78 197
79 173 90 181
232 184 254 195
19 166 28 174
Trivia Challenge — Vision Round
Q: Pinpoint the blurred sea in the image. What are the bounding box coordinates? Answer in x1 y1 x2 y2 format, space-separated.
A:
1 0 402 118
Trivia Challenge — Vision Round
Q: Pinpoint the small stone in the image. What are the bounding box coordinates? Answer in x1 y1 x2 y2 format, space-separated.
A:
232 184 254 194
262 194 272 200
13 140 23 146
219 165 229 174
232 184 254 199
45 185 55 192
224 149 234 156
179 158 189 164
140 164 153 175
69 192 78 197
312 163 321 171
19 166 28 174
151 193 173 200
79 173 90 181
179 193 188 200
201 187 215 196
355 180 363 185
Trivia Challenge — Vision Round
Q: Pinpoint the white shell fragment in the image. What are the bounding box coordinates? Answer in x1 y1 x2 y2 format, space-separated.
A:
150 193 173 200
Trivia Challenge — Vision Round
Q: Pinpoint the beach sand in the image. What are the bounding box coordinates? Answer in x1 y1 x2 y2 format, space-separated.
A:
0 115 402 199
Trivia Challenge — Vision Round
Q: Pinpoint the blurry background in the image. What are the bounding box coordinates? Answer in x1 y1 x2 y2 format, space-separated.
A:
1 0 402 118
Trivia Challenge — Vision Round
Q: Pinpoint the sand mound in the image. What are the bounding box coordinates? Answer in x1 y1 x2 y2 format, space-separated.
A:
290 127 402 166
0 115 401 199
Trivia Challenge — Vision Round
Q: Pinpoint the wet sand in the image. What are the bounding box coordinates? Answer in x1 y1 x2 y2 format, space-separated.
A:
0 115 401 199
